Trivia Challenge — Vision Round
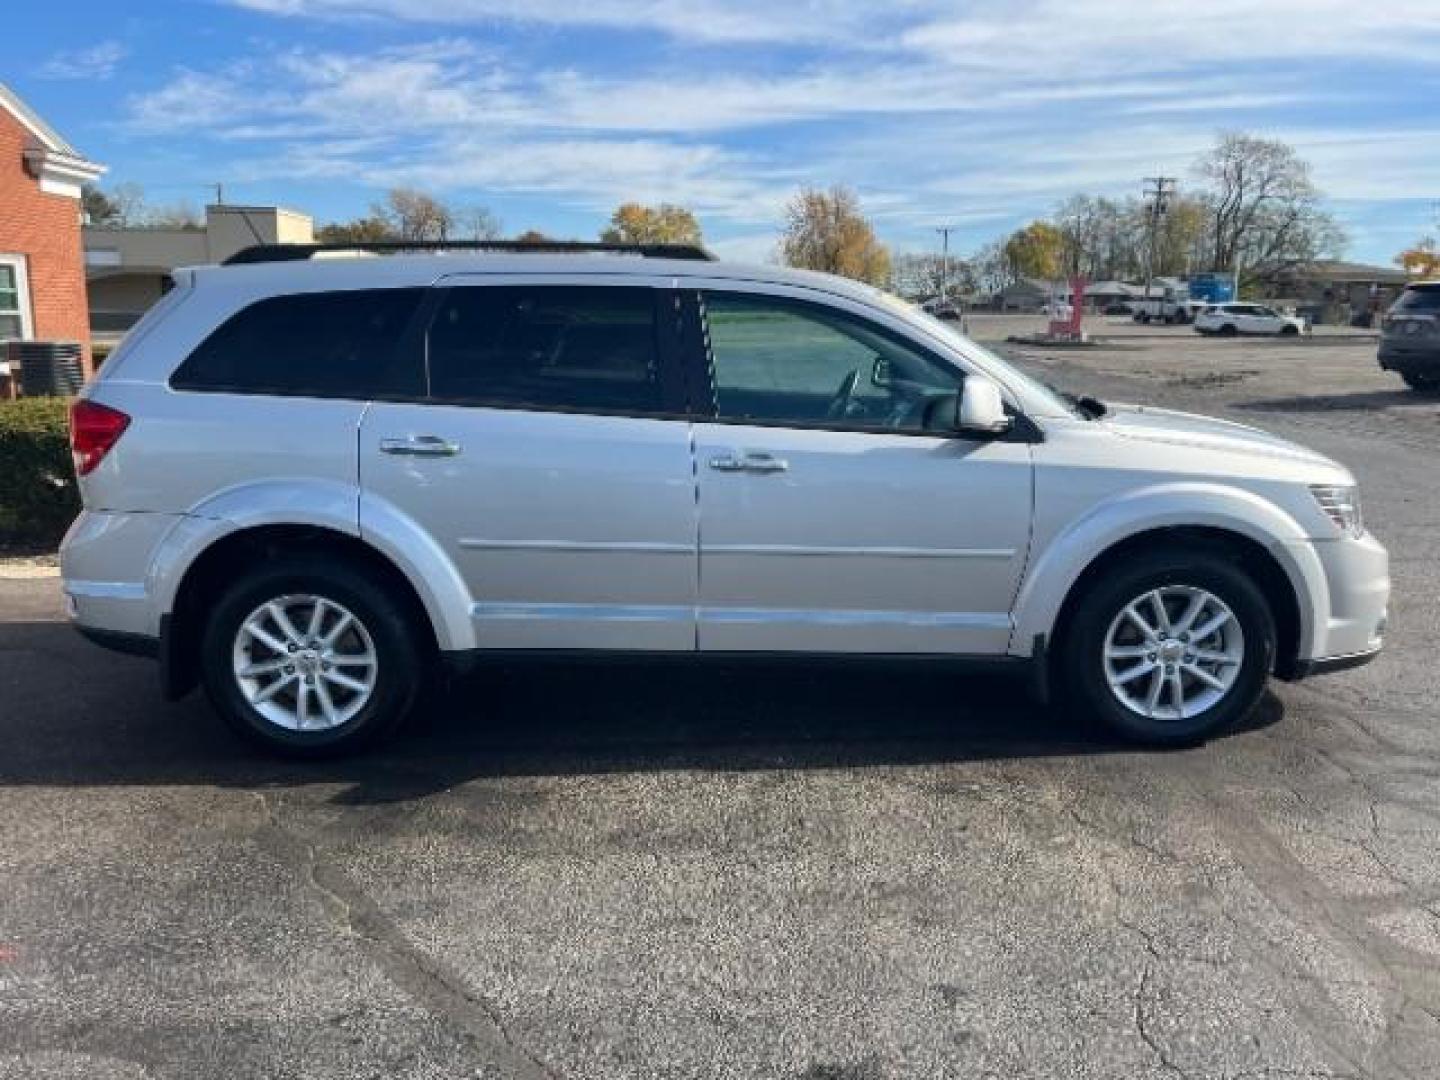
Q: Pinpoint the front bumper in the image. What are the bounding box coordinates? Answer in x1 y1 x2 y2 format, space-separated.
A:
1284 530 1388 680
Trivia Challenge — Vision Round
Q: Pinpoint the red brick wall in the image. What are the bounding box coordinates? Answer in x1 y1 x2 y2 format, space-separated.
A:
0 108 91 374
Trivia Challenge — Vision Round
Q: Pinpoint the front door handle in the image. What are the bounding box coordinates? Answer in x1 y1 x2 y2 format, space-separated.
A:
380 435 462 457
709 451 789 474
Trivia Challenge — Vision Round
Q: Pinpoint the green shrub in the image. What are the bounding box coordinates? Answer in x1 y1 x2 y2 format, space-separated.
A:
0 396 78 549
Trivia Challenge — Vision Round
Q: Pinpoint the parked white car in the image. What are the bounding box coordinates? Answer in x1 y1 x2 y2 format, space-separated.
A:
1195 303 1307 336
61 242 1387 756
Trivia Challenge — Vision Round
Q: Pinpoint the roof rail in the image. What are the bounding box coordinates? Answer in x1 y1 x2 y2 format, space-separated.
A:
222 239 717 266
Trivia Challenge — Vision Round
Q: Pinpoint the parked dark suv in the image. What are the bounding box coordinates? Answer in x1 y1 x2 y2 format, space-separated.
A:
1379 282 1440 391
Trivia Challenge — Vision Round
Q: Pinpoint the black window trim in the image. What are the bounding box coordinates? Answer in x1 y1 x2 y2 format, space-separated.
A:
681 287 1041 443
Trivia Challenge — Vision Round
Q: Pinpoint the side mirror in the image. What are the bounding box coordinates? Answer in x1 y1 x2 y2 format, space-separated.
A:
956 376 1011 436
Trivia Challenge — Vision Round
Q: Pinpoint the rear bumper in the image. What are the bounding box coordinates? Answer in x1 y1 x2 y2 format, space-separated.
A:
1379 341 1440 372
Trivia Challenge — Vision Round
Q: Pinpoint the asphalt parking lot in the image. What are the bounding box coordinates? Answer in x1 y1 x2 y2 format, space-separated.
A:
3 318 1439 1079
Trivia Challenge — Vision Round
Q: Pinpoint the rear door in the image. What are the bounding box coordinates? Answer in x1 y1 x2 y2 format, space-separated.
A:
359 278 699 651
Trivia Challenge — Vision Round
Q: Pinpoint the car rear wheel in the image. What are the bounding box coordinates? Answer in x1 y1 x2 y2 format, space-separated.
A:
200 556 423 757
1218 323 1239 337
1280 323 1300 336
1060 549 1276 745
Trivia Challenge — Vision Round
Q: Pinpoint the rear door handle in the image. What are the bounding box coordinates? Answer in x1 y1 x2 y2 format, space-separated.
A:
380 435 462 457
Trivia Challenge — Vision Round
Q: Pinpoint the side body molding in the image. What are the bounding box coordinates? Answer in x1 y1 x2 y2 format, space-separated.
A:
1009 482 1328 660
145 479 476 653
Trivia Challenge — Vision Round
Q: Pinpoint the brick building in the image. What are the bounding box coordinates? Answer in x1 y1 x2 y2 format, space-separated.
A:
0 81 105 381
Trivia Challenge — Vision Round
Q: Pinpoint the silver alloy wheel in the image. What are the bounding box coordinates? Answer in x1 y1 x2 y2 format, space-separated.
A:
232 594 378 732
1102 585 1245 722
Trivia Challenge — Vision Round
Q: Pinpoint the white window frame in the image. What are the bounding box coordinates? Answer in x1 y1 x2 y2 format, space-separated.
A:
0 253 35 343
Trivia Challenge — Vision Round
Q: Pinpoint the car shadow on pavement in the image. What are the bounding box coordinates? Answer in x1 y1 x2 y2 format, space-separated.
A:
0 620 1285 805
1234 389 1437 413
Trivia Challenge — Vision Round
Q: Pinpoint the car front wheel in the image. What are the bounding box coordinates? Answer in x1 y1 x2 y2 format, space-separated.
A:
1060 549 1276 745
200 556 423 756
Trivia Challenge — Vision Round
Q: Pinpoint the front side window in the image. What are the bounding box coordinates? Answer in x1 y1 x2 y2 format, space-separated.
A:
1396 287 1440 312
702 292 960 431
172 288 424 397
427 286 665 414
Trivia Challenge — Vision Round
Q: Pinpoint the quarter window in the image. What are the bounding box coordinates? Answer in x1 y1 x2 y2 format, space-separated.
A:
701 292 960 431
426 286 665 413
172 288 424 397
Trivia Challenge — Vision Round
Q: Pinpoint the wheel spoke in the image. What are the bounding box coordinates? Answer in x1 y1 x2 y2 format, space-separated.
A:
332 649 376 668
1174 591 1206 635
238 658 288 678
296 682 311 728
244 620 289 655
1144 669 1165 716
1191 609 1232 642
266 602 304 645
1191 648 1239 665
321 612 354 647
1183 662 1227 690
314 679 340 726
1123 603 1157 639
1149 591 1173 635
324 669 369 694
1167 668 1185 712
1106 644 1151 660
306 598 327 641
253 672 296 704
1113 660 1155 686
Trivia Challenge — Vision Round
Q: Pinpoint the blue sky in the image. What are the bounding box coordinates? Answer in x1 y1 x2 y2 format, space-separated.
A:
9 0 1440 265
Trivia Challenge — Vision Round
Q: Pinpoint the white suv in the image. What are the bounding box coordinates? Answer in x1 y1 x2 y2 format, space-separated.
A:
1195 303 1307 336
61 242 1389 755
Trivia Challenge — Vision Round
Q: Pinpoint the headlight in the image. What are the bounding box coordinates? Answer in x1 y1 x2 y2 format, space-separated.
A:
1310 484 1363 538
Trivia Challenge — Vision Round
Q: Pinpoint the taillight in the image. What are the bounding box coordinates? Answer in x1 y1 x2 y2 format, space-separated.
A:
69 399 130 476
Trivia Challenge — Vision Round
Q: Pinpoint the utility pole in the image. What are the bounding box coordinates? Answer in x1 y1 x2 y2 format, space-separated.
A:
1142 176 1178 309
210 182 224 206
936 226 957 304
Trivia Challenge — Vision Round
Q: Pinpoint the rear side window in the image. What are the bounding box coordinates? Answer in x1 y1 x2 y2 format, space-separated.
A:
426 286 665 414
172 288 424 398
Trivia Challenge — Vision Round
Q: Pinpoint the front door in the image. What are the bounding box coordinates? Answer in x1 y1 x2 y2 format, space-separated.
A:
686 289 1034 655
360 280 698 651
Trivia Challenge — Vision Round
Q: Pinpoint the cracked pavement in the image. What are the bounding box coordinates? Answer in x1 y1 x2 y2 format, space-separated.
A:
2 318 1438 1078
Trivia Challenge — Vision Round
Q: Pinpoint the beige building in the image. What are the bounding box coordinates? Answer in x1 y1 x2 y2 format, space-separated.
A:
84 204 312 333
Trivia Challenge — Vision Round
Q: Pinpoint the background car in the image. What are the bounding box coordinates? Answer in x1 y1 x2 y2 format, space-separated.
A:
1378 281 1440 391
1194 303 1307 336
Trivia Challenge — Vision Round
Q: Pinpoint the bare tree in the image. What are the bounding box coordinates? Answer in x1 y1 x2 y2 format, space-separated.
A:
1195 133 1345 286
375 187 455 241
455 204 503 241
890 252 974 302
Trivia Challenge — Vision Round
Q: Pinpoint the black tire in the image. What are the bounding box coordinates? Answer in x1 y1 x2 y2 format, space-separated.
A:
1058 548 1276 746
1401 372 1438 392
1280 323 1300 336
200 556 424 757
1218 323 1239 337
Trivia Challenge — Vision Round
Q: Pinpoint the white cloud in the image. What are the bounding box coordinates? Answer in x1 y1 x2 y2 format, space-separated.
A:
39 40 127 81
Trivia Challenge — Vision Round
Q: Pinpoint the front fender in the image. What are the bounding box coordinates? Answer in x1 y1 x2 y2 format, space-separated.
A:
1010 482 1326 660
